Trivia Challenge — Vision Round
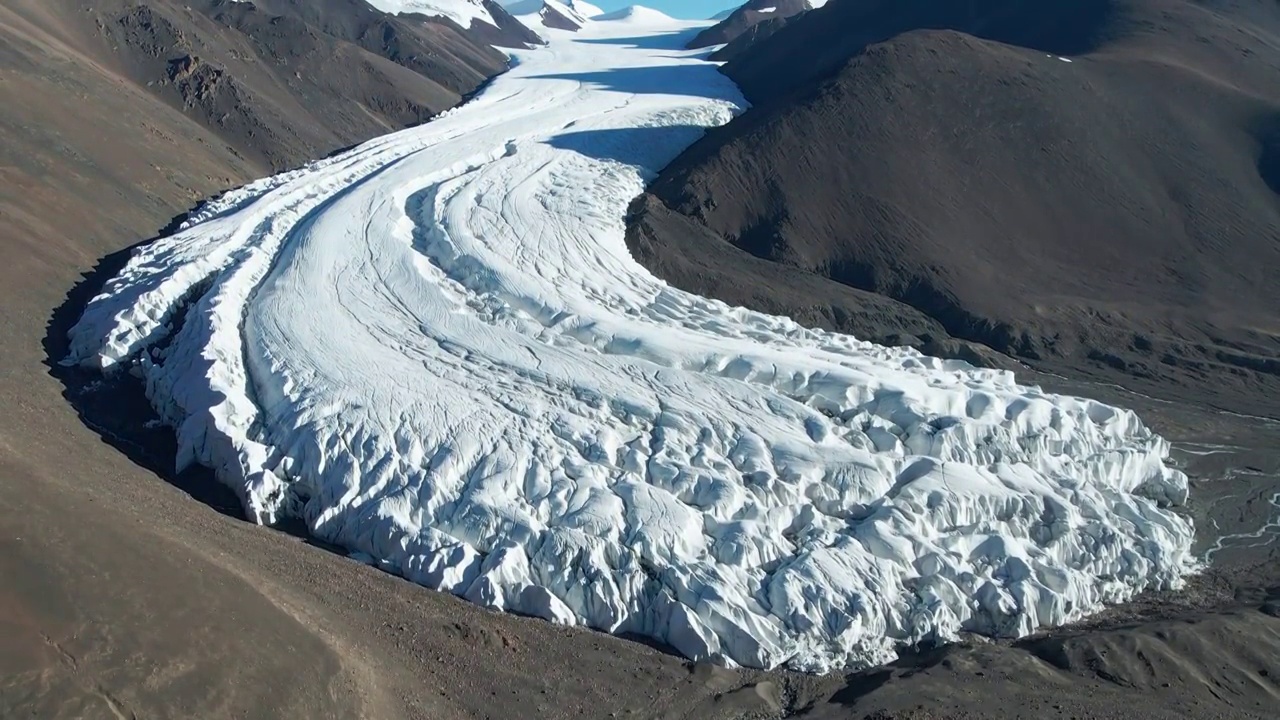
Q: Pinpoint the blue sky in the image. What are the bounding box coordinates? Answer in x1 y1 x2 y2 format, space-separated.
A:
589 1 740 19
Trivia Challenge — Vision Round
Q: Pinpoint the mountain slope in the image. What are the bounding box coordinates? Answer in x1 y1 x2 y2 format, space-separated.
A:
687 0 810 49
538 0 587 30
365 0 546 47
500 0 587 31
568 0 602 17
628 0 1280 418
1 0 1277 717
44 0 513 173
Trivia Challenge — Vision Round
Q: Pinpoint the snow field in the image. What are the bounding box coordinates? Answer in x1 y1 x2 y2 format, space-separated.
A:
366 0 497 30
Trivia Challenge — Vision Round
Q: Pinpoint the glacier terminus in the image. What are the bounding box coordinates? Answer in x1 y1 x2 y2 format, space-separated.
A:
65 8 1196 672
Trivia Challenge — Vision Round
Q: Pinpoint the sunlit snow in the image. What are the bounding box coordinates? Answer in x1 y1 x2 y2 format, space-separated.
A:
66 12 1194 671
568 0 604 18
366 0 496 29
503 0 591 29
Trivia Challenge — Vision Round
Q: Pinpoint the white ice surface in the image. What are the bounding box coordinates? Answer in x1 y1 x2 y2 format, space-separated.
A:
567 0 603 18
366 0 497 29
593 5 673 23
544 0 590 24
67 13 1196 672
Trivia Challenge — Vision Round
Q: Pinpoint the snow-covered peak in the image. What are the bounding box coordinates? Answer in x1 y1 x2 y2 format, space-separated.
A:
566 0 603 17
371 0 546 49
545 0 589 23
501 0 630 26
711 0 826 18
500 0 589 32
366 0 494 29
595 5 673 23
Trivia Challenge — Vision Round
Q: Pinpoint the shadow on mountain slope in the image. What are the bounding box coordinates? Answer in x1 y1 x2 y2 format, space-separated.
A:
687 0 812 50
574 30 705 51
530 65 736 98
545 125 736 167
43 225 248 522
63 0 511 173
628 0 1280 418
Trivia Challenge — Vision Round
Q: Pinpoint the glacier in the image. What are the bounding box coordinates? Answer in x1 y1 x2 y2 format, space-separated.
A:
366 0 499 31
65 11 1196 672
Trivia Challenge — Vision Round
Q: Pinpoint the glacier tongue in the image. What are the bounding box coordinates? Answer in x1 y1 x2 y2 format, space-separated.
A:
64 13 1195 672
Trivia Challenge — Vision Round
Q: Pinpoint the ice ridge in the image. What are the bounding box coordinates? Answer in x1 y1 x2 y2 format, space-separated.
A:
65 13 1195 672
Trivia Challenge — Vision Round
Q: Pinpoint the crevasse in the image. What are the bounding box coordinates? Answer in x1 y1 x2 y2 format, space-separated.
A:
65 13 1195 672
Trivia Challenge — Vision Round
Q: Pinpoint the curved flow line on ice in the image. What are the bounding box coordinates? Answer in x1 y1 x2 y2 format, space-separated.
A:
65 20 1199 673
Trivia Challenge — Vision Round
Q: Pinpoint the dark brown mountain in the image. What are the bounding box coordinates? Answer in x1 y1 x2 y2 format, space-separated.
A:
630 0 1280 417
493 0 585 32
707 8 808 63
473 0 549 47
687 0 811 49
69 0 512 172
